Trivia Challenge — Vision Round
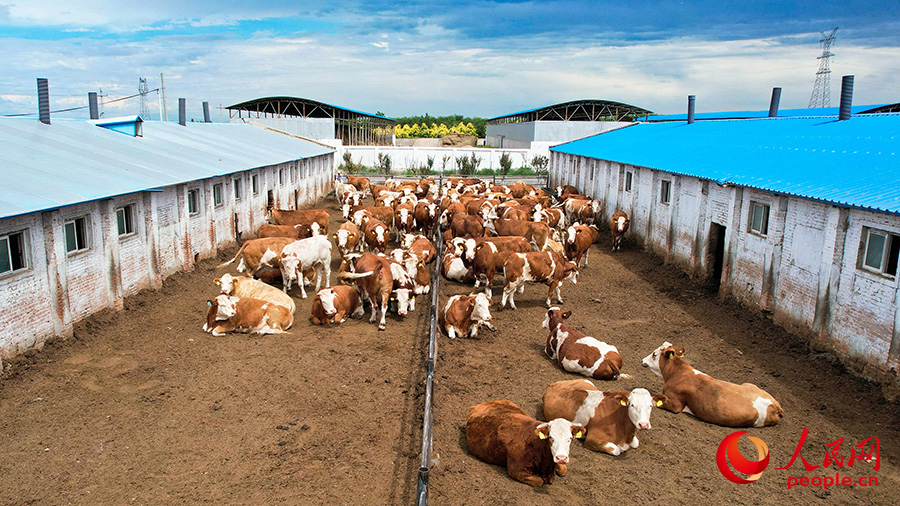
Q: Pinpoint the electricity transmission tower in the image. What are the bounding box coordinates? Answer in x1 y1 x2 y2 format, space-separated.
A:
138 77 150 119
808 27 838 109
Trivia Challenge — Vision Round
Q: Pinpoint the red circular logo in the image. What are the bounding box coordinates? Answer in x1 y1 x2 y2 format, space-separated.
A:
716 431 770 484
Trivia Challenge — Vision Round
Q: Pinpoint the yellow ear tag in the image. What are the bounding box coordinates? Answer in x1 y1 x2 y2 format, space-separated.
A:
655 400 663 407
214 279 220 285
620 399 628 406
574 430 584 439
537 432 548 440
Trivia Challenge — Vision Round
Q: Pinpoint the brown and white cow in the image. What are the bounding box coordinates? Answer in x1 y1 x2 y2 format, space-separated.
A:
441 252 474 283
414 201 439 235
339 253 413 330
439 293 494 338
466 400 585 487
218 237 300 292
542 380 655 456
203 295 293 336
363 218 390 254
449 214 487 239
267 209 329 237
609 210 630 251
563 224 601 268
501 251 578 309
563 199 601 225
351 206 395 229
214 272 295 313
466 237 533 295
281 235 332 298
641 342 785 428
486 219 551 251
341 191 365 220
310 285 364 325
402 234 436 264
256 223 315 240
334 221 361 257
534 207 565 229
543 308 624 380
393 201 416 237
439 202 467 228
346 175 371 195
390 249 431 295
555 185 578 199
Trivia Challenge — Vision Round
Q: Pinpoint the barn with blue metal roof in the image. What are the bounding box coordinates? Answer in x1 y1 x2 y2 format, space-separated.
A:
550 110 900 390
0 114 335 360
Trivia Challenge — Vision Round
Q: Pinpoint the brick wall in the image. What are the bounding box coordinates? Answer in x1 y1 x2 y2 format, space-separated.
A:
0 152 333 360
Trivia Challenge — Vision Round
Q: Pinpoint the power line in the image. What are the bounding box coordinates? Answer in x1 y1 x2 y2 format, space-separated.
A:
1 88 160 117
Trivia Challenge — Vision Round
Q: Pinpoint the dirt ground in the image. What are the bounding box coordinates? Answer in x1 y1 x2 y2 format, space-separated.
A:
1 196 899 505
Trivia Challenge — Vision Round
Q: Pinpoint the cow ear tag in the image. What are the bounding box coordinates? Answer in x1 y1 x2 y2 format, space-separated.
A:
214 279 220 285
574 429 584 438
537 431 548 440
655 400 663 407
620 399 627 406
665 350 674 359
207 301 212 306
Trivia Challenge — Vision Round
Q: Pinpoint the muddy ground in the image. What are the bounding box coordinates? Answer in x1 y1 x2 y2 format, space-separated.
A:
1 197 898 505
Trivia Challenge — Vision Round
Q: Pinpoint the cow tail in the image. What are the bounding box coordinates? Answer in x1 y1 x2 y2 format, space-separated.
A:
339 270 376 280
219 241 250 268
609 359 623 380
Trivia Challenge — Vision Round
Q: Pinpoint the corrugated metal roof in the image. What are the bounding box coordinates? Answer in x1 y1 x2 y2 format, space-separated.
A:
0 118 334 220
227 96 394 121
487 99 652 121
641 104 894 122
551 114 900 215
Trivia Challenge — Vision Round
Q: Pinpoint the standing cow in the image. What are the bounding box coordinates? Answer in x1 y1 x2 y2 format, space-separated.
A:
609 210 630 251
501 251 578 309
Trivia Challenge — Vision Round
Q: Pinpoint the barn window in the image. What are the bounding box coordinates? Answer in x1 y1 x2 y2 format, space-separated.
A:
116 204 136 237
251 174 259 195
0 230 29 275
187 189 200 215
748 202 770 236
213 183 224 207
233 178 242 201
279 168 285 186
291 165 297 183
64 217 90 254
625 171 633 192
860 227 900 277
660 180 671 204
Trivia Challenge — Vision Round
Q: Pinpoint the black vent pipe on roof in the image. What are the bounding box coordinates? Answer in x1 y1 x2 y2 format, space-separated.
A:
37 78 50 125
687 95 695 124
202 101 211 123
839 75 854 121
88 92 99 120
768 87 782 117
178 98 186 126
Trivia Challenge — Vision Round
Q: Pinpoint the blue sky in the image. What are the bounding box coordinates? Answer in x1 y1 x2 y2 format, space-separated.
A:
0 1 897 120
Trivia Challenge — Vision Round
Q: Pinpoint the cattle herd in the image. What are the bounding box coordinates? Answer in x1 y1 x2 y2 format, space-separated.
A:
206 174 785 489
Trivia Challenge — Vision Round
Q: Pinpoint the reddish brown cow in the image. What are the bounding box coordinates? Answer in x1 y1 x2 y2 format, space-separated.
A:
351 205 395 229
441 252 474 283
562 224 601 268
543 380 655 456
203 295 293 336
440 202 466 228
563 199 601 225
256 223 314 239
310 285 364 325
555 185 578 199
334 221 361 257
609 210 630 251
449 214 487 239
267 209 329 236
402 234 436 264
533 207 565 229
218 237 300 290
466 400 584 487
439 293 494 338
362 218 390 253
486 219 552 251
339 253 413 330
542 307 623 380
347 176 371 195
465 237 533 295
393 201 416 237
501 251 578 309
642 342 785 428
414 201 439 234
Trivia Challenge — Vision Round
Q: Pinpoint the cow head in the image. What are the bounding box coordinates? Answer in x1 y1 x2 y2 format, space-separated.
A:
535 418 585 465
204 295 239 332
294 223 313 238
401 234 416 249
374 225 387 246
469 292 492 323
565 225 578 245
342 202 352 220
308 222 322 236
279 254 300 283
616 215 628 232
555 186 564 198
542 307 572 331
335 229 356 250
617 388 654 430
215 273 236 295
463 238 478 262
317 287 338 318
591 200 601 215
438 209 451 228
563 262 579 285
641 341 684 377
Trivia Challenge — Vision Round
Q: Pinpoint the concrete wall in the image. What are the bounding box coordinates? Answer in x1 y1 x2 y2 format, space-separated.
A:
486 121 631 147
339 146 532 173
550 152 900 392
0 153 334 360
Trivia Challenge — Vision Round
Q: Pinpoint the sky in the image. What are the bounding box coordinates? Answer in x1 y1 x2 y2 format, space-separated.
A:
0 1 897 121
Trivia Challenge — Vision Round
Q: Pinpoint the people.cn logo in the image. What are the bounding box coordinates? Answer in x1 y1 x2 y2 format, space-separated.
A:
717 431 771 484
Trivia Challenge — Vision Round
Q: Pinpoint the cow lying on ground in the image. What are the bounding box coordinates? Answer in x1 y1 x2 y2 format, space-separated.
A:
441 252 474 283
203 295 293 336
256 223 315 239
439 293 494 338
310 285 364 325
214 272 295 313
501 251 578 309
402 234 436 264
542 380 655 456
641 342 785 428
609 210 630 251
466 400 585 487
543 307 624 380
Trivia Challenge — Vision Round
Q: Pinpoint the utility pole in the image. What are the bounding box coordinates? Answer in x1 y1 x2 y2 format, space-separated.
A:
808 27 838 109
160 72 168 121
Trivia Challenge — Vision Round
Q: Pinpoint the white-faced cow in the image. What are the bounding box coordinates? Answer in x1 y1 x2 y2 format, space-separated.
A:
542 380 655 456
218 237 300 292
642 342 785 428
203 295 293 336
280 235 333 299
466 400 584 487
334 221 362 257
542 307 624 380
310 285 364 325
609 210 630 251
439 293 494 338
214 272 295 313
501 251 578 309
